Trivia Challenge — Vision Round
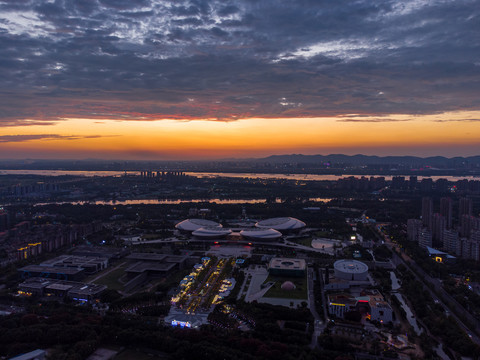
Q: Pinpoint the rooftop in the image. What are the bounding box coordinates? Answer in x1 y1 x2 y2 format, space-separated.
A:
333 259 369 274
19 265 84 275
125 261 176 274
256 217 305 230
269 258 306 270
126 253 168 262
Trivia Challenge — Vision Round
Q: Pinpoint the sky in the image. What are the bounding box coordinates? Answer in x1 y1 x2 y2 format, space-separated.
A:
0 0 479 160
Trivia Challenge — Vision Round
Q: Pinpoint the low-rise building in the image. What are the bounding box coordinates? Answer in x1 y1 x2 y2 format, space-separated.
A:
327 290 393 324
18 278 106 303
40 255 108 274
268 258 306 277
18 265 85 281
328 293 358 318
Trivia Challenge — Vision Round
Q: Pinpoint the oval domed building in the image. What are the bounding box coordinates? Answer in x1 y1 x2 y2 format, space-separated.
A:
192 226 232 239
175 219 222 233
240 228 282 242
255 217 305 233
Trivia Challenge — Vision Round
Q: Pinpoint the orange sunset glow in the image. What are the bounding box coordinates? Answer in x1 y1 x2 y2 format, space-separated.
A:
0 0 479 160
1 111 480 159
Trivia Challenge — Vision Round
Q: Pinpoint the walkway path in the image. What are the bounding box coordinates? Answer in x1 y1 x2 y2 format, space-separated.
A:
244 266 270 302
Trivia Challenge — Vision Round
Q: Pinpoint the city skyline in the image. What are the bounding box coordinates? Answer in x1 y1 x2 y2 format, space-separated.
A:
0 0 479 160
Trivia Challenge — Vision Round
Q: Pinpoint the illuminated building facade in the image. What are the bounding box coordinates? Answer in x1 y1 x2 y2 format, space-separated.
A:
328 290 393 323
18 277 106 303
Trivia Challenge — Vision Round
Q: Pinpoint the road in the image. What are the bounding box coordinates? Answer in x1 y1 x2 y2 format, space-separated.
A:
306 266 331 349
128 237 337 256
384 237 480 346
307 267 323 348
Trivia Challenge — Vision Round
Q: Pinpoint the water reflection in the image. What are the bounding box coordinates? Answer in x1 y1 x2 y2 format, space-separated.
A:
35 198 270 206
1 169 478 182
390 271 401 291
393 293 422 334
23 197 333 207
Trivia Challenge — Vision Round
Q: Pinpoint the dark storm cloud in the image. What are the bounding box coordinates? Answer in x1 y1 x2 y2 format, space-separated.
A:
0 0 479 124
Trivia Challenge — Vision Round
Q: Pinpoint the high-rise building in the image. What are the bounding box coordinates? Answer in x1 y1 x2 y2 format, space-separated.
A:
391 176 406 190
471 230 480 261
418 228 432 249
442 229 458 254
459 197 473 219
456 237 466 257
436 179 449 193
407 219 423 242
440 197 453 229
422 197 433 230
461 237 480 261
0 208 8 232
409 176 417 190
432 213 446 244
420 178 433 192
460 215 480 238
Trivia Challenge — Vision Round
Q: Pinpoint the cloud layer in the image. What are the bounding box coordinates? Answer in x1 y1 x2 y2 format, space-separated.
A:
0 134 107 143
0 0 479 124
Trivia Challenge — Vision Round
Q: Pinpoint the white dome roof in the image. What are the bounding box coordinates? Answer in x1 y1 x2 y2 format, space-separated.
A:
175 219 222 232
255 217 305 231
240 228 282 240
192 226 232 239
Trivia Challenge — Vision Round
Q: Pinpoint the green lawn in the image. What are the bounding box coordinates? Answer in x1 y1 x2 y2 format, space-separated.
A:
263 274 308 300
295 237 313 247
91 263 129 290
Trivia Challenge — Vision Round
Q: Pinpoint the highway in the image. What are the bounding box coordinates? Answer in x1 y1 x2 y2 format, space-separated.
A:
383 234 480 346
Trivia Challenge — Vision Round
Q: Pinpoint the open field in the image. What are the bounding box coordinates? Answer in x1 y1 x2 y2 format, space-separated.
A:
263 274 308 300
294 237 313 247
89 262 129 290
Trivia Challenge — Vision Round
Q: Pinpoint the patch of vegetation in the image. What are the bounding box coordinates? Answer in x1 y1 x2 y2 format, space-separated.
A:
91 262 129 290
342 244 373 261
263 274 308 300
294 236 314 247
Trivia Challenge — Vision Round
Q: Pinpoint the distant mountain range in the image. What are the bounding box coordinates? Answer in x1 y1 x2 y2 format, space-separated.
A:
245 154 480 166
1 154 480 172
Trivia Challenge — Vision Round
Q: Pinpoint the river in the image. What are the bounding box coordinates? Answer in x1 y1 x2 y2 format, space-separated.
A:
390 271 401 291
31 197 332 207
390 271 423 335
392 293 423 335
0 169 478 182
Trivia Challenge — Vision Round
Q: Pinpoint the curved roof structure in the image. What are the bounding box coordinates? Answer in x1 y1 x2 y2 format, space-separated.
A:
255 217 305 231
333 259 369 281
175 219 221 232
240 228 282 241
281 281 296 291
192 226 232 239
